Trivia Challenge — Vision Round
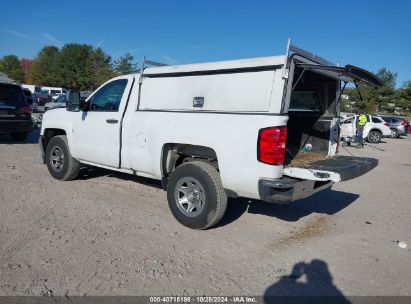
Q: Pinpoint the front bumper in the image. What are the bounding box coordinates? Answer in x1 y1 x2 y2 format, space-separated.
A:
259 177 333 204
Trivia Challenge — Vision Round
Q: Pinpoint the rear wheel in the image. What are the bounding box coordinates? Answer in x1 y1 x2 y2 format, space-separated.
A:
10 132 28 141
390 129 398 138
367 130 381 143
167 161 227 229
45 135 80 181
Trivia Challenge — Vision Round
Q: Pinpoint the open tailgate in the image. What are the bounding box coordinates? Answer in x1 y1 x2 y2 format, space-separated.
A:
284 156 378 182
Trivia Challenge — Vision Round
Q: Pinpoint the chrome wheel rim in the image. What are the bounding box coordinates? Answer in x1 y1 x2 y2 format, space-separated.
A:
390 130 396 138
370 132 380 142
50 146 64 171
174 177 205 217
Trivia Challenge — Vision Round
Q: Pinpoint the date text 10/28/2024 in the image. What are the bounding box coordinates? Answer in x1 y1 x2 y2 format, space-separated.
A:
149 296 257 303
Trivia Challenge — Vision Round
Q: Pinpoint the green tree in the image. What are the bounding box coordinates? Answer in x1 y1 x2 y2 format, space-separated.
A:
57 43 94 90
30 46 60 86
0 55 24 82
114 53 137 75
87 47 115 89
395 81 411 112
344 68 397 114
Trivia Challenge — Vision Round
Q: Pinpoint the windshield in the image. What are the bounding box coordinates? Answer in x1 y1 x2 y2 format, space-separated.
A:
0 84 25 102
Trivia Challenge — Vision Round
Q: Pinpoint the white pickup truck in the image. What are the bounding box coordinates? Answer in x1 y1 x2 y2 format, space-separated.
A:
40 41 381 229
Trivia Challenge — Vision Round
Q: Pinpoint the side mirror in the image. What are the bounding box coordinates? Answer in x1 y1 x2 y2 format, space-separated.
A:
66 91 80 111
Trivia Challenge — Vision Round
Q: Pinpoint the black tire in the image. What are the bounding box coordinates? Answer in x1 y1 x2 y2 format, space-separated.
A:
167 161 227 229
45 135 80 181
390 129 399 138
10 132 28 141
367 130 381 143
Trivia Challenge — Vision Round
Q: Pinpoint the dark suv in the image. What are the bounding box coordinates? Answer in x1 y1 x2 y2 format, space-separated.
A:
0 82 33 141
381 116 409 138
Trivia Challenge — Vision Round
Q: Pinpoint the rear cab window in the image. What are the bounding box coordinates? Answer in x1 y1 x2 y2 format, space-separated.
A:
289 90 321 112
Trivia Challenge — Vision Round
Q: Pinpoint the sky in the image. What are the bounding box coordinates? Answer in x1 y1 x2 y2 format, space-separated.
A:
0 0 410 85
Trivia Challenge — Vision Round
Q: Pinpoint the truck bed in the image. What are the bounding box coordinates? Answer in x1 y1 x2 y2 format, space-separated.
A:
286 152 329 167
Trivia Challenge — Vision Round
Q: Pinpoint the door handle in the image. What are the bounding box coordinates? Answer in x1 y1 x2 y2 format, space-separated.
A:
106 119 118 124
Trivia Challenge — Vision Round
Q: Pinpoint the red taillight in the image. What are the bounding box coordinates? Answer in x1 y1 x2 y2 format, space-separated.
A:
18 106 32 114
257 127 287 165
401 120 407 126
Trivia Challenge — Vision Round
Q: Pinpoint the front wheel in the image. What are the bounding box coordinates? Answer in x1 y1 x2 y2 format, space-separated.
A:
167 161 227 229
367 130 381 143
45 135 80 181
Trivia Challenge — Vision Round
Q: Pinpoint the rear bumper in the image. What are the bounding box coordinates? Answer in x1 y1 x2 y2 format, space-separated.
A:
0 120 33 134
397 126 408 136
258 178 333 204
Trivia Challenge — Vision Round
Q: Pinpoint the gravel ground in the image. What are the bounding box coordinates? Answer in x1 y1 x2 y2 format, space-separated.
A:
0 130 410 297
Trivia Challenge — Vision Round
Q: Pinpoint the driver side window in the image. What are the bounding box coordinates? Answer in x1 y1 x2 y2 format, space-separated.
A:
88 79 128 112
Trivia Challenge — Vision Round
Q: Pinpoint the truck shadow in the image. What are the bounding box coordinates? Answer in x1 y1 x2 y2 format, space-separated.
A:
216 189 359 227
78 166 163 189
77 166 358 226
263 259 350 302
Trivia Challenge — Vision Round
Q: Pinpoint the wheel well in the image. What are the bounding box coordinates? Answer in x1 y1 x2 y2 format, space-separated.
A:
42 128 67 152
161 143 218 178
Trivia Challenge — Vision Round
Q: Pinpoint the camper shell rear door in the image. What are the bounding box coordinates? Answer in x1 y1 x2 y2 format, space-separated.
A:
281 45 381 183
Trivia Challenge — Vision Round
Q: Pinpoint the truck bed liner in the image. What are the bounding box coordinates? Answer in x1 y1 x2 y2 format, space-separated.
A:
286 152 329 167
287 155 378 181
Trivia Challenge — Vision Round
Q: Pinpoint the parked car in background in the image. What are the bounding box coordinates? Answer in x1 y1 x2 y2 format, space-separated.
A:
340 114 391 143
22 88 34 105
21 84 42 94
0 82 33 141
80 91 91 101
44 94 66 111
41 86 66 95
32 92 50 112
380 116 409 138
51 93 66 101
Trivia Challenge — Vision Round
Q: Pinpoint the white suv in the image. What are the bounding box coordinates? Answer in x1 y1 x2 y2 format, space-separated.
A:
340 114 391 143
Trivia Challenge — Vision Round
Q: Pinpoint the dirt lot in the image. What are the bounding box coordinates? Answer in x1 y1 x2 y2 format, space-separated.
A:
0 130 410 297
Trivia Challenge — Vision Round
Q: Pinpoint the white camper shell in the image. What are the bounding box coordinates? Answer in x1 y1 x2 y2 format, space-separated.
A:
40 40 381 229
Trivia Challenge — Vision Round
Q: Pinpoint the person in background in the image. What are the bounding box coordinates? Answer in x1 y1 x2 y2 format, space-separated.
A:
357 113 367 142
